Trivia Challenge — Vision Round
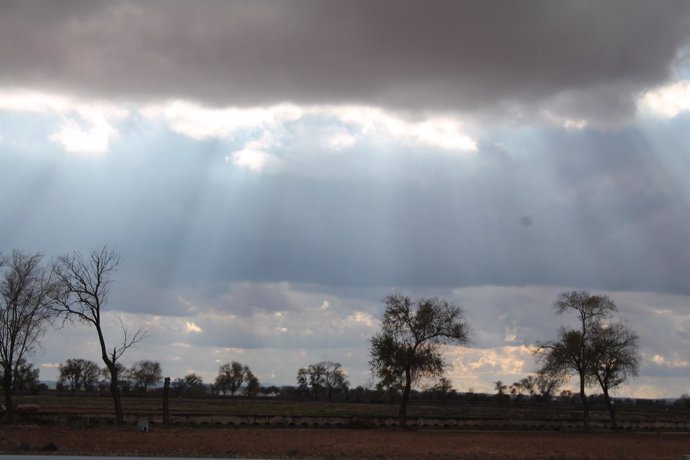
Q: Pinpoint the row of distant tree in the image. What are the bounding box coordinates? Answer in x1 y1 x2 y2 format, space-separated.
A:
11 354 670 407
55 359 161 394
0 245 644 430
48 358 349 401
48 359 260 397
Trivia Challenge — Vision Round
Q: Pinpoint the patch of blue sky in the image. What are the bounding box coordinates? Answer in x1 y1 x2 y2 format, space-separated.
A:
0 111 65 157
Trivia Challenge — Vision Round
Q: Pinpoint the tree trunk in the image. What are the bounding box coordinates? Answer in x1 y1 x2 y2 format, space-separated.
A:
95 323 124 424
398 366 412 428
579 373 589 431
3 369 14 423
95 328 125 425
162 377 170 426
108 364 124 424
603 387 617 430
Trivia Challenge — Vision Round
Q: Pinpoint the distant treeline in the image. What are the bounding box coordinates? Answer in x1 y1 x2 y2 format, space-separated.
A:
24 379 689 410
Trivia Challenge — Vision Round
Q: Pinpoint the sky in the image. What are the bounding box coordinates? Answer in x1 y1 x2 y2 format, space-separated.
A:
1 0 690 398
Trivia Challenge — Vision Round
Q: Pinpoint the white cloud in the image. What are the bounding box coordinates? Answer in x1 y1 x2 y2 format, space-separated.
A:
0 88 127 154
141 101 304 139
0 88 478 157
229 148 278 172
617 377 690 399
346 311 376 328
49 117 116 154
214 347 246 355
638 80 690 118
650 353 689 368
0 89 74 113
409 118 478 150
185 321 202 333
541 109 588 130
441 345 534 393
226 131 281 172
141 99 478 154
328 132 357 151
451 345 532 375
329 105 477 152
163 101 478 153
652 354 665 365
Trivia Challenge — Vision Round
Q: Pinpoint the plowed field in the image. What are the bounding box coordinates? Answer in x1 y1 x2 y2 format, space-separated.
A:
1 425 689 459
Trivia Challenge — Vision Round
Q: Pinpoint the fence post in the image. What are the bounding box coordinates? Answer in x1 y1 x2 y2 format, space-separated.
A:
163 377 170 425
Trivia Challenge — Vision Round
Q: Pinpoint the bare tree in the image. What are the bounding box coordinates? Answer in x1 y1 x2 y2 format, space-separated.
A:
53 246 146 424
2 359 41 394
215 361 251 396
536 291 616 430
0 250 56 422
510 376 537 398
370 294 470 426
297 361 349 401
589 321 640 429
173 373 205 396
130 360 162 393
494 380 508 396
320 362 348 401
244 369 260 398
535 372 562 400
431 376 453 402
58 358 101 392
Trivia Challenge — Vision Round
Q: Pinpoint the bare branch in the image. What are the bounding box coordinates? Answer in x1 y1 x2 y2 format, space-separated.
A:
52 245 142 424
110 315 149 363
0 250 57 421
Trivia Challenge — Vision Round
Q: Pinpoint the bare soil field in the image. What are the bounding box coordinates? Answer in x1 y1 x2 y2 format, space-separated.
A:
1 425 689 460
17 394 690 425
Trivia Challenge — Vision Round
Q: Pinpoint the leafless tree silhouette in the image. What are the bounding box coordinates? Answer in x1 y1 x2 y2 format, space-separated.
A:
53 246 146 424
0 251 56 421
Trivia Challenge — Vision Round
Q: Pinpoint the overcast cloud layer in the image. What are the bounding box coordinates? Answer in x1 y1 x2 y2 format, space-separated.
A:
2 0 690 122
1 1 690 397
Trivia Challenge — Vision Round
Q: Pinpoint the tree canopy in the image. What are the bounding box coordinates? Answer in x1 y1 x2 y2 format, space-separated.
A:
130 360 162 393
589 321 640 429
58 358 101 392
370 293 470 426
536 291 638 430
0 250 56 421
297 361 349 401
215 361 255 396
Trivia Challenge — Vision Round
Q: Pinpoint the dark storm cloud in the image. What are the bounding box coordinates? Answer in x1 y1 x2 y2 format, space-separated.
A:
2 0 690 121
